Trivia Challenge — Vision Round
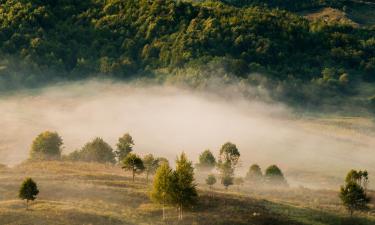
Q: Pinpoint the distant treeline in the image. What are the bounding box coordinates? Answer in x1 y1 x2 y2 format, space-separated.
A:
0 0 375 110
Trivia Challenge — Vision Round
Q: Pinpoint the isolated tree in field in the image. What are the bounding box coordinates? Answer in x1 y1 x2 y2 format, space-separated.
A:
217 142 240 190
143 154 159 183
340 169 371 216
206 174 216 190
196 149 216 171
151 162 173 220
246 164 263 183
115 133 134 161
170 153 198 220
77 137 116 163
19 178 39 210
30 131 63 160
265 165 287 186
122 153 145 182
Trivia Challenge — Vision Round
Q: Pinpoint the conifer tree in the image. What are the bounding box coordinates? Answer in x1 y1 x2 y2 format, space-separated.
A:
19 178 39 210
151 162 173 220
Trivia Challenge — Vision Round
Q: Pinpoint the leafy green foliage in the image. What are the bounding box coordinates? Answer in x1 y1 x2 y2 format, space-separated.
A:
122 153 145 182
196 149 216 171
340 170 371 216
264 165 287 186
0 0 374 112
67 137 116 164
30 131 63 160
19 178 39 209
170 153 198 220
217 142 240 190
150 161 173 220
115 133 134 162
206 174 216 188
143 154 160 183
246 164 263 183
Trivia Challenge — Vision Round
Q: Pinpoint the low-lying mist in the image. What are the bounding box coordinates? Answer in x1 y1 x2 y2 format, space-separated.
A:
0 79 374 189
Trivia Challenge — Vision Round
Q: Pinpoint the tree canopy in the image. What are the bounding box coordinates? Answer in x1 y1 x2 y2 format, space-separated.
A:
122 153 145 182
196 149 216 171
67 137 116 164
30 131 63 160
0 0 375 112
19 178 39 210
115 133 135 162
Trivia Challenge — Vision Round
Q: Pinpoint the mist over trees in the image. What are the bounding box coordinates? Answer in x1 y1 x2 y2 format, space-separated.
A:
30 131 63 160
217 142 240 190
340 169 371 216
196 149 216 172
67 137 116 163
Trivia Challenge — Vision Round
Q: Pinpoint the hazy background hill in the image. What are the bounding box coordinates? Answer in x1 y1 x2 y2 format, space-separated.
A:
0 0 374 113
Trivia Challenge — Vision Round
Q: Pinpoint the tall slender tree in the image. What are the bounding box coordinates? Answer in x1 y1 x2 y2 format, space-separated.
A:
143 154 159 183
171 153 198 220
151 162 173 220
217 142 240 190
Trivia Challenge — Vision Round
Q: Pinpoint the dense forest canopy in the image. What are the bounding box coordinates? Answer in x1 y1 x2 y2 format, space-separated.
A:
0 0 375 111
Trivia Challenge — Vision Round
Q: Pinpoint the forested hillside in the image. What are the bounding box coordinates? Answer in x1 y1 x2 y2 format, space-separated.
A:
0 0 375 111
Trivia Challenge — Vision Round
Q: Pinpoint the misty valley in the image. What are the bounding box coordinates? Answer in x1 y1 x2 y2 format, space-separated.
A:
0 81 374 224
1 0 375 224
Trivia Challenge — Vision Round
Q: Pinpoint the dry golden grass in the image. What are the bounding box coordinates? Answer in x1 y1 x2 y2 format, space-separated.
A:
0 161 374 225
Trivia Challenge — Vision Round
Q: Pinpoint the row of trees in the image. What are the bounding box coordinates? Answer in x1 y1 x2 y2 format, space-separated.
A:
196 146 287 190
20 130 373 218
29 131 288 189
30 131 136 163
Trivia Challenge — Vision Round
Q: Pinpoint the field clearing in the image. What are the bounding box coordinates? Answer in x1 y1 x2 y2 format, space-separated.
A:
0 161 374 225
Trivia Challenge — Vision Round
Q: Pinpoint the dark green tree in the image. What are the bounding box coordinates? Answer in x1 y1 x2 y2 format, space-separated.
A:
74 137 116 163
19 178 39 210
115 133 134 162
170 153 198 220
340 170 371 216
265 165 287 187
196 149 216 171
30 131 63 160
122 153 145 182
246 164 263 183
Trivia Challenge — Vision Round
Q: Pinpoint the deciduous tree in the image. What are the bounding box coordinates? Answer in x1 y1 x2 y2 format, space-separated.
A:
122 153 145 182
30 131 63 160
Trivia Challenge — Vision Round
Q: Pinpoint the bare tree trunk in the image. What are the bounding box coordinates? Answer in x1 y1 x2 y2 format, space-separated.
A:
26 200 28 210
132 169 135 182
146 172 149 183
162 203 165 220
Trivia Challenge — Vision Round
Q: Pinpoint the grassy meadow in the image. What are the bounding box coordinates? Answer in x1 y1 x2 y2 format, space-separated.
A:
0 161 374 225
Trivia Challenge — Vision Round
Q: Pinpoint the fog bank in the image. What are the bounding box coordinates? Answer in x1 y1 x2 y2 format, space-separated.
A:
0 79 374 188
